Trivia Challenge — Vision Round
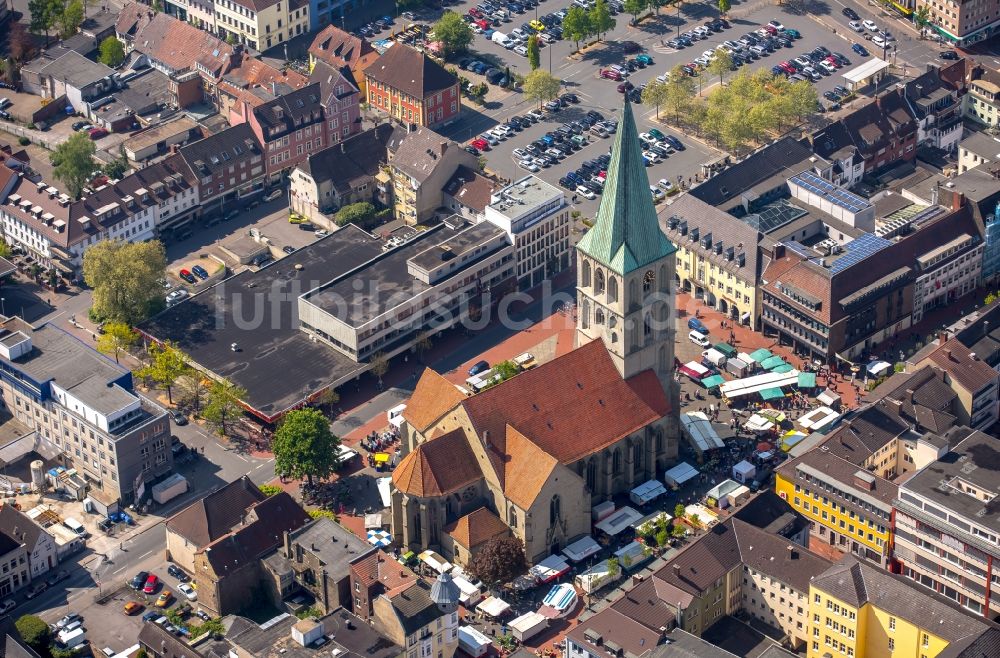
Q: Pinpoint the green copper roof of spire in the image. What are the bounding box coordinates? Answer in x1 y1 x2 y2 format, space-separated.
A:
576 100 676 275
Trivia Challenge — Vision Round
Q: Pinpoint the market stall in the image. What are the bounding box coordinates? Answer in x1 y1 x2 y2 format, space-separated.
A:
576 560 617 594
747 348 773 363
684 503 719 527
366 529 392 548
780 430 808 452
732 460 756 484
701 374 726 390
705 479 750 509
719 370 800 401
452 574 483 606
476 596 511 618
867 361 892 378
798 406 840 432
614 541 654 571
509 612 549 642
418 550 452 574
744 413 778 433
629 479 668 506
529 553 571 583
376 477 392 508
817 389 841 408
760 355 788 371
679 361 711 381
714 342 737 358
760 387 785 401
680 411 727 458
562 535 602 563
459 626 492 658
797 372 817 389
594 506 644 536
663 462 700 488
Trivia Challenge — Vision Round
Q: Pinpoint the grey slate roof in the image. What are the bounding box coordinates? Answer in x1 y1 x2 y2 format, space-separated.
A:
299 124 394 191
812 557 993 643
37 51 114 88
652 630 739 658
286 517 373 584
661 194 761 285
0 505 45 554
388 580 443 635
577 100 676 275
688 137 814 207
390 127 462 184
166 476 265 547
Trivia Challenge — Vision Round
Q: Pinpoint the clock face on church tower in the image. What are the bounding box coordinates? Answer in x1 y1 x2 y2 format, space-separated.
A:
461 487 476 502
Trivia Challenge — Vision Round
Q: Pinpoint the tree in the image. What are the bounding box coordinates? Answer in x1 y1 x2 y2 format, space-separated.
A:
672 523 686 538
433 11 474 58
137 341 188 403
718 0 731 16
14 615 49 650
522 69 561 108
674 503 686 518
272 408 341 485
655 526 669 547
99 36 125 67
663 67 695 123
175 373 209 413
314 387 340 416
483 360 519 389
0 239 11 259
914 6 930 37
103 152 129 179
623 0 647 24
201 379 246 437
467 536 527 587
606 556 620 580
707 50 733 86
334 201 375 227
562 6 592 51
369 352 389 388
785 79 819 121
51 132 95 200
152 0 163 11
648 0 667 14
8 23 35 63
83 240 167 325
527 34 540 70
641 78 669 118
96 322 136 364
225 32 237 45
413 332 433 362
589 0 616 40
28 0 63 44
58 0 84 40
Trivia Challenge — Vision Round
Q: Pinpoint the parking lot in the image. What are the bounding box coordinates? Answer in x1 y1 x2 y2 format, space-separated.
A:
433 1 883 216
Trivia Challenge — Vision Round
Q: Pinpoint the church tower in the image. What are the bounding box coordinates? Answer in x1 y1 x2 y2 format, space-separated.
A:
575 100 677 387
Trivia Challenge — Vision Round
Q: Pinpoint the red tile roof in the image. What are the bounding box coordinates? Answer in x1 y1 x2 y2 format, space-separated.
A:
402 369 466 433
444 506 510 549
392 429 483 497
308 25 379 73
462 339 669 484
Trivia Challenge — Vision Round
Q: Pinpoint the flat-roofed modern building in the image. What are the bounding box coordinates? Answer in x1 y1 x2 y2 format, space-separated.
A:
483 175 570 290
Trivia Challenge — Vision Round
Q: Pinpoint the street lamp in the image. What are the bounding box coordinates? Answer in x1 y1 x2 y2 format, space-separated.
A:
1 298 5 316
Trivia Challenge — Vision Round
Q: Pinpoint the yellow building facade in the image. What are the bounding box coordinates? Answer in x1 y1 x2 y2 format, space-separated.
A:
214 0 309 52
674 244 758 323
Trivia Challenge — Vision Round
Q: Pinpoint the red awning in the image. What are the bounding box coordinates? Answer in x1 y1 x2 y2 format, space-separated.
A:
757 442 774 452
679 365 706 380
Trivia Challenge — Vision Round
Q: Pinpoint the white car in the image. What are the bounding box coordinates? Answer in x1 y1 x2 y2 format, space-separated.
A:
862 19 878 31
768 20 785 31
650 185 665 201
178 583 197 601
576 185 596 200
263 188 283 202
532 157 550 168
314 229 329 238
518 160 539 172
701 49 716 60
818 60 837 73
642 150 661 163
848 20 863 33
166 289 189 306
513 45 528 56
639 132 657 144
871 35 886 48
512 148 527 160
657 178 675 192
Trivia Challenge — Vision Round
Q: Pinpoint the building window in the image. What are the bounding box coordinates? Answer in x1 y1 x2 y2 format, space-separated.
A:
509 506 518 528
549 496 560 524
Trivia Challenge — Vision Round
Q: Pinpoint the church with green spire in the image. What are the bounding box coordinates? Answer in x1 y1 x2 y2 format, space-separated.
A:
576 100 678 386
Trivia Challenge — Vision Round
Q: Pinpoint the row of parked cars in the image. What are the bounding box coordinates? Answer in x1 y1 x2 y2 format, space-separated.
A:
662 16 732 50
512 108 608 173
467 92 581 154
770 47 851 84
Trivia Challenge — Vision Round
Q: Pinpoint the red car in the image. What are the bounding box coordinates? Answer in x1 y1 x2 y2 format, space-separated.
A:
779 61 796 74
616 82 634 93
470 138 489 152
763 24 778 35
600 69 622 81
88 128 108 140
825 56 841 68
179 269 196 284
468 8 482 17
143 574 159 594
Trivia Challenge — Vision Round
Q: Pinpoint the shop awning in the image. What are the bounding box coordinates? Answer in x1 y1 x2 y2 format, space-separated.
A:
680 361 710 380
477 596 511 618
760 387 785 400
761 356 787 370
529 554 571 583
798 372 817 388
714 342 736 357
418 550 452 574
702 374 726 389
594 506 644 536
773 364 794 374
748 348 773 363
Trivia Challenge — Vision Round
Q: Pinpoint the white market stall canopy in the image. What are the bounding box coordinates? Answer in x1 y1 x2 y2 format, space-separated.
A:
418 550 452 574
843 58 890 86
705 479 744 501
685 503 719 527
720 370 801 399
508 612 549 641
681 412 727 453
562 535 602 563
452 575 482 606
629 479 668 506
744 413 777 433
529 553 571 583
799 405 840 431
866 360 892 376
476 596 511 618
664 461 700 488
732 460 756 483
376 477 392 508
614 540 650 567
594 506 644 536
817 389 841 407
575 560 614 594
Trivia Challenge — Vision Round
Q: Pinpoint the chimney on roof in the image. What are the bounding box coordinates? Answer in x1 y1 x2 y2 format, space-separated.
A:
905 388 915 404
951 190 965 211
944 348 952 360
673 564 680 575
787 544 798 559
938 331 948 344
439 141 447 156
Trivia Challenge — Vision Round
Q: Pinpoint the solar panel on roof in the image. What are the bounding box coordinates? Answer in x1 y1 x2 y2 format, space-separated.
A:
829 233 892 274
791 171 872 214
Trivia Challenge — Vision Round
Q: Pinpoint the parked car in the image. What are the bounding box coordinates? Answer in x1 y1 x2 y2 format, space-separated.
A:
167 564 189 582
622 40 640 53
842 7 859 20
178 269 196 284
46 570 69 587
124 601 143 615
56 613 82 630
263 188 283 202
191 265 209 280
469 360 490 376
862 19 878 31
156 591 173 608
0 600 14 615
939 50 959 60
130 571 149 590
143 574 160 594
88 128 108 140
25 583 47 599
178 583 197 601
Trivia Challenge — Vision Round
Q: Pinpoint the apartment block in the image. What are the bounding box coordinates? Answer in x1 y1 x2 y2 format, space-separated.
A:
915 0 1000 47
893 427 1000 620
162 0 309 51
808 556 995 658
484 176 571 290
0 318 173 506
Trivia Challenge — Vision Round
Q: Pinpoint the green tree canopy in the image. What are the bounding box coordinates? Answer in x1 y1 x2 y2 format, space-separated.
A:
433 11 474 57
83 240 167 325
51 131 95 199
562 6 592 50
57 0 84 39
589 0 616 40
0 239 12 259
99 36 125 67
663 65 696 122
527 34 540 70
28 0 64 43
623 0 647 22
272 408 341 484
202 379 247 437
136 341 188 403
522 69 561 108
467 536 527 586
95 321 136 364
707 50 734 85
103 152 129 179
718 0 731 15
641 78 669 118
14 615 49 649
334 201 375 227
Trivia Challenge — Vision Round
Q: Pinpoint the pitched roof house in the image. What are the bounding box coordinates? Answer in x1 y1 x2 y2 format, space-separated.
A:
364 45 460 128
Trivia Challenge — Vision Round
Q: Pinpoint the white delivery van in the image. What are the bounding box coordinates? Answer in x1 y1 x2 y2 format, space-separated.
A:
688 330 711 347
491 31 509 46
57 627 86 649
63 517 88 538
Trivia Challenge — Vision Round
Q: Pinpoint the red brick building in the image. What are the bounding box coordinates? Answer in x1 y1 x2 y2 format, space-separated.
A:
364 44 460 129
231 82 329 180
